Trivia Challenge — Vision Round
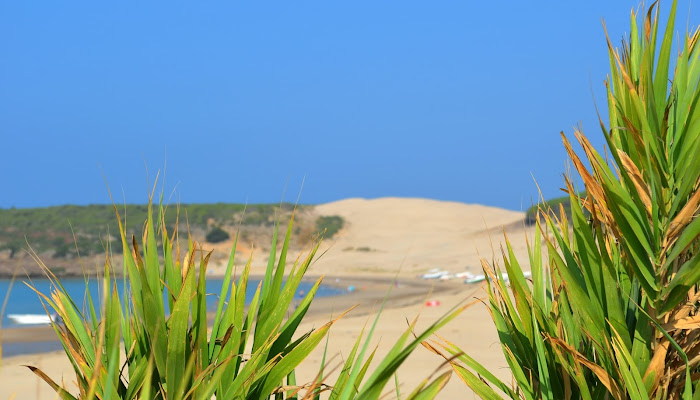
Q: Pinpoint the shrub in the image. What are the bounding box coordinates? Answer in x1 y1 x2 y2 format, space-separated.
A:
205 226 230 243
0 240 23 259
315 215 344 239
241 211 267 226
52 244 71 258
433 2 700 398
29 199 335 399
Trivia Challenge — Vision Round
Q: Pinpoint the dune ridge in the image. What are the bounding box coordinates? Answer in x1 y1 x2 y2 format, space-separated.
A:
311 197 531 277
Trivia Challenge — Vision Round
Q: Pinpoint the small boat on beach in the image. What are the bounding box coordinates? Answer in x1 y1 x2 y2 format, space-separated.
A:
464 273 487 284
421 268 450 280
464 270 532 285
454 271 473 279
7 313 58 326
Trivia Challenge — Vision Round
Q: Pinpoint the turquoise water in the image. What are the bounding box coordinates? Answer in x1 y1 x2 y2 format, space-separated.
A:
0 277 340 327
0 277 342 356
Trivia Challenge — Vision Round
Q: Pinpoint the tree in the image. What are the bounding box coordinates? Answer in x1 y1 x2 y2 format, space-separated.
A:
205 226 230 243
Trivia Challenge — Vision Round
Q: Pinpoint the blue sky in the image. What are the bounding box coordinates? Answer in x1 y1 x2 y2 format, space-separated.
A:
1 1 697 211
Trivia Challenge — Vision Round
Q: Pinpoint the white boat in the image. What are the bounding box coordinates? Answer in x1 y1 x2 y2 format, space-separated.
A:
464 274 486 284
454 271 474 279
491 271 533 283
7 313 57 326
464 271 531 285
421 269 450 280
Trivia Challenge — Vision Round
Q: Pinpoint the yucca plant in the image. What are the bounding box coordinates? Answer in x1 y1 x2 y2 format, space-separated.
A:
427 1 700 399
25 184 343 400
24 184 464 400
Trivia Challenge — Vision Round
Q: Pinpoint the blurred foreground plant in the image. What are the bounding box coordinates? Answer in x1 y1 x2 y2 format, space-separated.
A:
428 1 700 399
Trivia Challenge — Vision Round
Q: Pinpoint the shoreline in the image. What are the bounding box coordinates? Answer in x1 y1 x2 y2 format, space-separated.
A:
1 275 471 356
0 276 497 399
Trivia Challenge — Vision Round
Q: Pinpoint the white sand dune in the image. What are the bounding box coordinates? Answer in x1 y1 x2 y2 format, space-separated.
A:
312 197 532 277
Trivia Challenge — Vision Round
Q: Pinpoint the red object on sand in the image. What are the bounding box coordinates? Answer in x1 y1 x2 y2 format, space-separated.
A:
425 300 440 307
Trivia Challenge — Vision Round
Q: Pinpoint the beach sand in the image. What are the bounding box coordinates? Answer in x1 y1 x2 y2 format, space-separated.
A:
0 197 534 399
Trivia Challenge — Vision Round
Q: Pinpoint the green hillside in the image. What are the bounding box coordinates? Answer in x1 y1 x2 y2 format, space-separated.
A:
0 203 338 260
525 192 587 225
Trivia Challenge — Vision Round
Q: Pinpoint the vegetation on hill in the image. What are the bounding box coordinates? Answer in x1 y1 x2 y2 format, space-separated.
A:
315 215 344 239
0 203 343 262
524 192 586 225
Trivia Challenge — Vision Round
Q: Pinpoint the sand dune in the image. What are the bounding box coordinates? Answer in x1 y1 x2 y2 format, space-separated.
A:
312 197 533 277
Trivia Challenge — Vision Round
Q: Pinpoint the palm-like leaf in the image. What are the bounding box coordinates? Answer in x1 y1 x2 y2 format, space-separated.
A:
435 2 700 398
27 188 341 399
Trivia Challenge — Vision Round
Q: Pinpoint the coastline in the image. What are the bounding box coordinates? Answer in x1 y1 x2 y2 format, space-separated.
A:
0 275 501 399
1 275 468 351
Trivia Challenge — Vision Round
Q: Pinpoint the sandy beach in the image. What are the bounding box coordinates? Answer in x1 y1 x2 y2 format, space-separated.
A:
0 197 534 399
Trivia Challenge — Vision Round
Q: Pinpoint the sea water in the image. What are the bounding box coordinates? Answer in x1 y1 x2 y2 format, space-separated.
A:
0 277 342 356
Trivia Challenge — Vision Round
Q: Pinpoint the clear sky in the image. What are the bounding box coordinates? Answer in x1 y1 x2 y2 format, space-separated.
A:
1 1 697 211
